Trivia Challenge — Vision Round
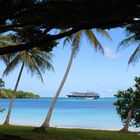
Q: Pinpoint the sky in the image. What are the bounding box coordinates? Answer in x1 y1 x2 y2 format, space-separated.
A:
0 28 140 97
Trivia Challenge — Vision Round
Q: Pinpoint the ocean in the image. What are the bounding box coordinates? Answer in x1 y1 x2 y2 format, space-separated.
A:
0 98 139 131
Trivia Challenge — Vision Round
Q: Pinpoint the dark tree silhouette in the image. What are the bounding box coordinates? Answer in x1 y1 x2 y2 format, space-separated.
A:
0 0 139 55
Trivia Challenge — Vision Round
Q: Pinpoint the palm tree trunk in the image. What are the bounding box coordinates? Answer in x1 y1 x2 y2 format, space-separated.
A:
40 46 77 129
120 109 132 132
3 62 24 125
120 93 135 133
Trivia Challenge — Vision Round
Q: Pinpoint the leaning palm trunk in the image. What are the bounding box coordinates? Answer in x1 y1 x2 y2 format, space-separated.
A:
120 109 132 132
4 62 24 125
40 45 77 129
120 93 136 132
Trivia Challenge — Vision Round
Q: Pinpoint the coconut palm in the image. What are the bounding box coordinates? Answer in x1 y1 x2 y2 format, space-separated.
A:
0 29 55 125
3 49 54 125
0 35 14 115
39 29 112 130
0 34 14 46
118 24 140 65
117 24 140 132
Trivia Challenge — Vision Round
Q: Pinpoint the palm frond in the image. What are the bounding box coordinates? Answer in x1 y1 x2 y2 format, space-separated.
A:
0 34 20 46
117 35 137 52
63 35 73 47
72 31 83 56
38 52 54 71
0 34 13 42
2 54 21 76
95 29 112 41
31 54 53 72
0 41 9 47
84 30 104 54
128 43 140 65
0 53 17 65
0 34 54 83
27 55 44 82
22 49 54 82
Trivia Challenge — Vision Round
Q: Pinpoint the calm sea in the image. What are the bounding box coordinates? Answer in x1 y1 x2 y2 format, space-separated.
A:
0 98 139 131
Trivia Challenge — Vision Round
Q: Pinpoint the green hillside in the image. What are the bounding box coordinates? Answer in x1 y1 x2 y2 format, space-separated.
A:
0 89 39 99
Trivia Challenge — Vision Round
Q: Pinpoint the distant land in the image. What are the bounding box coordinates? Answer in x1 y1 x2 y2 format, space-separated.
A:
0 89 40 99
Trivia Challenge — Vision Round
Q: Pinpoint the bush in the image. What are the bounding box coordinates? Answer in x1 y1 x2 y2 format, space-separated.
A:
0 89 39 99
114 77 140 128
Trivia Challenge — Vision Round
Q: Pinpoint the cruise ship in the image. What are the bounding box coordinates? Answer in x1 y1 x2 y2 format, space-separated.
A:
67 91 100 99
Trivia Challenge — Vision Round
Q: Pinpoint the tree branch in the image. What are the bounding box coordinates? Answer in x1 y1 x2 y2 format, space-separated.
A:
0 26 83 55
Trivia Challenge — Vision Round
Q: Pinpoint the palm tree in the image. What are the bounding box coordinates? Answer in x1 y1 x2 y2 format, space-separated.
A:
0 35 14 46
118 24 140 132
38 29 111 130
0 35 13 115
3 49 54 125
118 24 140 65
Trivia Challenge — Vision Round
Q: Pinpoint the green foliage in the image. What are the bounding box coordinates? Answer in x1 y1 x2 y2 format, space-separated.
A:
0 89 39 99
13 27 57 52
0 34 22 66
63 29 112 57
118 23 140 65
0 1 58 54
3 48 54 82
114 77 140 128
0 34 15 46
0 0 139 55
0 78 5 89
0 108 5 112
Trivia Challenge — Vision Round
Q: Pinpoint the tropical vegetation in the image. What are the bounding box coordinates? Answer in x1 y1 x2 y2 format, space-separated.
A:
114 77 140 132
118 23 140 65
0 78 5 89
3 48 54 125
0 89 39 99
39 29 112 130
0 1 139 139
0 24 56 125
0 0 139 55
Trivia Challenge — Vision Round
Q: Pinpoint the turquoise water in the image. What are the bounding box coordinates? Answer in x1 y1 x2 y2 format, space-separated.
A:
0 98 139 131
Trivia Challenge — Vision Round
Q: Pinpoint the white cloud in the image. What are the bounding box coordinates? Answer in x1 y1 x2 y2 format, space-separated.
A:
104 47 118 59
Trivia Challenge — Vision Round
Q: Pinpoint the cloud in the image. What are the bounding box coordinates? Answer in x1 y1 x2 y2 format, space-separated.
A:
104 47 118 59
